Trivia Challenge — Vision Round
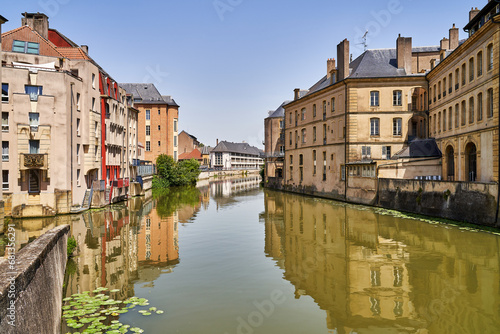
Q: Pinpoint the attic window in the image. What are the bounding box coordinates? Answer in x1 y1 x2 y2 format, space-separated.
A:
12 40 39 55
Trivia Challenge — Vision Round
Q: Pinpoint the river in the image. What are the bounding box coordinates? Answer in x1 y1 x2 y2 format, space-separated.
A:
1 176 500 333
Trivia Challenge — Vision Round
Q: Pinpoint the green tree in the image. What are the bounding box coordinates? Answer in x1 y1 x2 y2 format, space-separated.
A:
154 155 201 189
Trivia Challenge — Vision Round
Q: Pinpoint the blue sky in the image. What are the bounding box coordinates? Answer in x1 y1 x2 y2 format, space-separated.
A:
2 0 486 148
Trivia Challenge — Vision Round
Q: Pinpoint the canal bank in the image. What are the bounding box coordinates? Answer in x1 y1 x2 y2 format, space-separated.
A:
266 178 500 228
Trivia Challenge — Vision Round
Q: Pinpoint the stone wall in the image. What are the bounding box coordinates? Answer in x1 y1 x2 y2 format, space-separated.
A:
0 225 69 333
378 178 499 227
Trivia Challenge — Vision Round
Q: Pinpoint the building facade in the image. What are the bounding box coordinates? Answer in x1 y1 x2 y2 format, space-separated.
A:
121 83 179 164
264 101 288 181
210 141 264 170
178 130 200 155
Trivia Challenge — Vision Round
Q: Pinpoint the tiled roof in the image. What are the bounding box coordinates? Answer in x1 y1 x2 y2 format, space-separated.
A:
121 83 179 106
57 47 90 60
1 25 62 58
178 148 202 160
211 141 261 156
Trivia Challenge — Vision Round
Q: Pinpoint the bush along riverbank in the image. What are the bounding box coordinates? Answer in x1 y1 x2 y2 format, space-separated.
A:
152 155 200 189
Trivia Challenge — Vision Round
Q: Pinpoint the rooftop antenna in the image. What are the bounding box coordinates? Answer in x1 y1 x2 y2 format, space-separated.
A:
356 30 368 52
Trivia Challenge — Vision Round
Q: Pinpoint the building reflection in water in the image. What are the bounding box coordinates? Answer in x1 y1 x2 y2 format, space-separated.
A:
262 190 500 333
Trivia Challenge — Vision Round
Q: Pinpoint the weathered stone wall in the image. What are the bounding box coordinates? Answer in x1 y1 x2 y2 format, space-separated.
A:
378 178 499 227
0 225 69 333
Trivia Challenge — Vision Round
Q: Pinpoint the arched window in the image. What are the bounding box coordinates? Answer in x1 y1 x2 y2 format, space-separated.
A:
461 100 466 126
477 93 483 121
487 44 494 71
477 51 483 77
446 146 455 181
466 142 477 181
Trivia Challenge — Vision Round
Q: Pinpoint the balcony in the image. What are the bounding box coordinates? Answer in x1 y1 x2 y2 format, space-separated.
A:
20 153 48 170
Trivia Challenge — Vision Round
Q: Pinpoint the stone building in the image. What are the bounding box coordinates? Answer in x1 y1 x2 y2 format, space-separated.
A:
121 83 179 163
282 36 438 203
428 3 500 183
178 130 200 155
1 13 139 217
264 101 289 182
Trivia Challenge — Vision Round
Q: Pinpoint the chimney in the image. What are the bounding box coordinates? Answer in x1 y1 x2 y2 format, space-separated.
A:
327 58 337 84
216 139 219 146
22 12 49 40
294 88 300 100
81 45 89 54
449 24 459 50
396 34 412 74
440 37 450 51
469 7 480 21
337 39 350 81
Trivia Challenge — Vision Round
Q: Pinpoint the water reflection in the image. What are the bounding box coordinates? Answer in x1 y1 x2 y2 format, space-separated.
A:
262 190 500 333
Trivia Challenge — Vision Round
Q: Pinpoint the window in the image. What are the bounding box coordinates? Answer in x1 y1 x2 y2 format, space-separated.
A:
92 73 96 89
449 107 453 130
76 118 81 136
12 40 39 54
25 85 43 101
313 126 317 142
279 120 284 129
449 73 453 93
92 97 96 111
323 152 327 181
477 51 483 77
29 140 40 154
158 141 161 146
289 112 292 124
469 97 474 123
488 88 494 117
461 100 466 126
2 170 8 191
323 101 327 114
174 136 178 147
370 118 380 136
299 154 303 165
331 97 335 112
77 169 81 186
77 93 81 110
313 150 317 175
438 112 441 132
289 155 293 165
362 146 371 159
146 110 151 120
455 68 459 90
370 91 379 106
2 141 9 161
478 93 483 121
77 144 81 164
455 104 459 128
279 146 285 154
301 129 306 143
382 146 391 159
174 119 178 132
95 145 99 161
2 112 8 132
488 44 494 71
29 112 39 132
146 141 151 151
146 125 150 136
158 109 161 115
443 78 447 97
443 109 446 132
323 124 327 144
313 104 316 118
393 118 402 136
158 125 161 131
341 165 346 181
301 108 306 120
461 63 466 86
469 58 474 82
2 83 8 103
94 121 98 138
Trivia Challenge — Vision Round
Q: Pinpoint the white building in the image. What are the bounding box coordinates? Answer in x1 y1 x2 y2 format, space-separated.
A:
210 141 264 170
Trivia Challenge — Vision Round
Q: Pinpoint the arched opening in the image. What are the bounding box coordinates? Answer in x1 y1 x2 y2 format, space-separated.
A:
465 142 477 182
446 146 455 181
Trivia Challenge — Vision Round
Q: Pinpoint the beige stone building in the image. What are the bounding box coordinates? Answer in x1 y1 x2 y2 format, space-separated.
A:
282 36 440 203
1 13 139 217
429 3 500 183
264 101 288 182
121 83 179 163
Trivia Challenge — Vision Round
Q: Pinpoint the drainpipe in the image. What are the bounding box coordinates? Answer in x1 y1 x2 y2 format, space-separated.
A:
343 80 348 201
70 82 74 205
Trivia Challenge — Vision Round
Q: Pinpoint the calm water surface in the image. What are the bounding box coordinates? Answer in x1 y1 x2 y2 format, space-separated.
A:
3 176 500 333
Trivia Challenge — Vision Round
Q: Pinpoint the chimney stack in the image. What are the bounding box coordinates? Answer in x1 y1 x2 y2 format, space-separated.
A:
396 34 412 74
216 139 219 146
294 88 300 100
337 39 350 81
449 24 459 50
22 12 49 40
81 45 89 54
440 37 450 51
469 7 480 21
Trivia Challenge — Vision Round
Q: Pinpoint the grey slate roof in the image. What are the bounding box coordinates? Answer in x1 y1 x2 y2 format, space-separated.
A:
211 141 261 156
392 138 442 159
267 100 291 118
120 83 179 106
200 146 213 155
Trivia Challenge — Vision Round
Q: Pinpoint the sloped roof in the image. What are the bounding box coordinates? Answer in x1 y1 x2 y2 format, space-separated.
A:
1 25 63 58
200 146 213 155
212 141 261 156
162 95 179 107
392 138 442 159
178 148 202 160
179 130 197 141
267 100 291 118
120 83 179 106
57 47 90 60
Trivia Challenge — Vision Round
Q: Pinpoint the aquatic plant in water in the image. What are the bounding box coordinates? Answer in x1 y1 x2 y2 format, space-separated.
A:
62 287 164 333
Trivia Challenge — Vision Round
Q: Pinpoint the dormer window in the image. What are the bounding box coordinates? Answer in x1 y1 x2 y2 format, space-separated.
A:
12 40 39 55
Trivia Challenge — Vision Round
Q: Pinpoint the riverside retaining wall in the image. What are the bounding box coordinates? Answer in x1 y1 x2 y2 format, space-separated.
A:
0 225 70 333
